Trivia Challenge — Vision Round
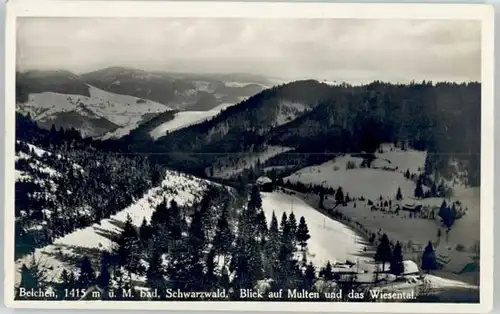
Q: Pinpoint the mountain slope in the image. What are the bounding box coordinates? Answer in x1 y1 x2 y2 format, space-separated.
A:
15 169 210 286
154 80 332 150
16 70 90 103
149 102 238 140
80 67 269 110
16 85 171 138
133 80 479 188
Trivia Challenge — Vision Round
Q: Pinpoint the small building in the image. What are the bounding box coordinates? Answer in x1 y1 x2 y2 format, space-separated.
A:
402 203 423 213
402 260 420 276
256 176 274 192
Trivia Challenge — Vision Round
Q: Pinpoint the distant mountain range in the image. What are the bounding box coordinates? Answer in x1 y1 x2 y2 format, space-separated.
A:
15 67 272 137
15 69 481 188
123 80 481 187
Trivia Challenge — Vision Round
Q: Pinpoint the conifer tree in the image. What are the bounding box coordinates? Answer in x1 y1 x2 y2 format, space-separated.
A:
78 256 95 289
266 211 281 272
304 262 316 290
248 184 263 214
19 262 41 295
97 252 111 291
280 212 288 234
168 199 183 241
319 261 334 281
58 269 74 299
431 182 438 197
421 241 438 273
115 214 141 274
405 169 411 179
319 190 325 209
296 216 311 253
231 238 253 292
220 266 230 291
288 211 297 238
139 217 152 248
396 187 403 201
390 241 404 275
146 249 165 292
414 180 424 199
257 210 268 239
183 209 207 290
374 234 392 272
212 206 234 266
269 211 279 235
439 200 447 220
205 249 218 289
335 187 344 205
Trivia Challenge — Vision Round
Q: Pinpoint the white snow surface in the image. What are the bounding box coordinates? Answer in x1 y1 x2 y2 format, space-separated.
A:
149 102 236 139
261 191 369 267
285 162 416 201
284 148 427 201
284 144 479 275
373 144 427 174
17 86 171 139
14 170 209 286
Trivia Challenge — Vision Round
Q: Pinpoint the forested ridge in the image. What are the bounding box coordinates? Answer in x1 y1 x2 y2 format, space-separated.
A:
15 114 165 258
98 80 481 186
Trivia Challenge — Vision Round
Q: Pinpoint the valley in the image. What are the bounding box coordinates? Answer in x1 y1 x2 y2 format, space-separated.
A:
13 71 481 302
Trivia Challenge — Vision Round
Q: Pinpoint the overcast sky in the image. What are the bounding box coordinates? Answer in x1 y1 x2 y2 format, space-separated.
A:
16 18 481 84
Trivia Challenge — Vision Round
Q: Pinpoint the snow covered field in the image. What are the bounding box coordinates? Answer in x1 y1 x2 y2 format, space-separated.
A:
14 170 208 286
17 85 171 139
282 144 479 275
260 191 475 292
149 102 236 140
261 191 370 267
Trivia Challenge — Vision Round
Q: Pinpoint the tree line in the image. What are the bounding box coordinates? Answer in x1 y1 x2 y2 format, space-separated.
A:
15 114 165 258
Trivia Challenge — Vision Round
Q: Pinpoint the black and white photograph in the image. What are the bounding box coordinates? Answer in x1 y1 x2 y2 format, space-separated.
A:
4 1 494 312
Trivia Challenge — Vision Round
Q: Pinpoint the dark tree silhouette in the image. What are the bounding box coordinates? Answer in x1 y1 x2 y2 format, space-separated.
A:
374 234 392 272
390 241 404 275
421 241 438 273
78 256 95 289
396 187 403 201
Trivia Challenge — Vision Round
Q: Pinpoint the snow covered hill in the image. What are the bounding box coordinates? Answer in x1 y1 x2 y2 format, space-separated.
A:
14 170 210 286
260 191 475 292
261 191 370 267
16 85 171 138
282 143 480 278
283 148 425 201
149 102 237 140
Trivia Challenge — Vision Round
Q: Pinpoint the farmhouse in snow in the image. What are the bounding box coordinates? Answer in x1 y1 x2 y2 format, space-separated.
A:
402 203 423 213
256 176 274 192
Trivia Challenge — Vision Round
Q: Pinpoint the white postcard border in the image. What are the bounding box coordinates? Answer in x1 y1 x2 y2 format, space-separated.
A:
3 1 495 312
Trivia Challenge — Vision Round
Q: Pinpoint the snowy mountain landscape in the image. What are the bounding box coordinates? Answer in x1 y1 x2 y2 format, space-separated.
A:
12 16 484 305
14 75 481 303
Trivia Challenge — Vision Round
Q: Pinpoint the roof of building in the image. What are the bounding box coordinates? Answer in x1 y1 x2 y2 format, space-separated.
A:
256 176 273 185
403 260 420 274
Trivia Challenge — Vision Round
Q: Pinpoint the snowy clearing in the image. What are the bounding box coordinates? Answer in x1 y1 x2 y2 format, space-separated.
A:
261 191 369 267
149 102 236 140
285 164 416 201
17 86 171 139
283 145 479 275
374 143 427 174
